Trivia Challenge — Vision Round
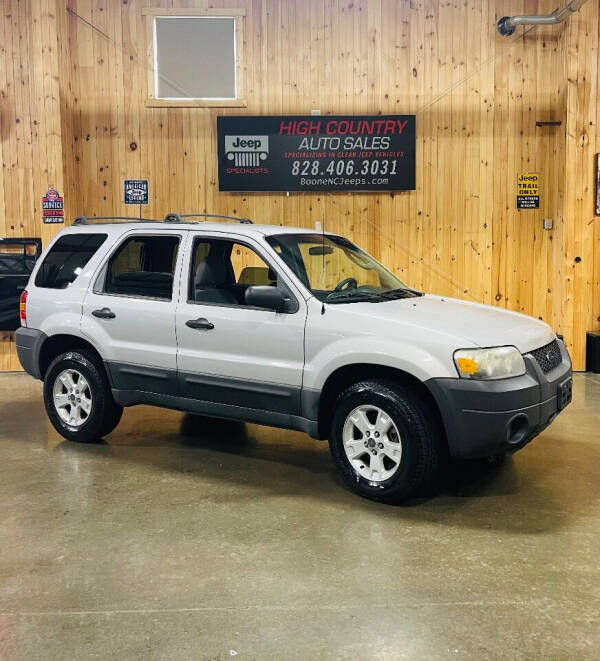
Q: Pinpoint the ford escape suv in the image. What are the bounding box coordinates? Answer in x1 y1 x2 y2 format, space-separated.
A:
16 214 572 504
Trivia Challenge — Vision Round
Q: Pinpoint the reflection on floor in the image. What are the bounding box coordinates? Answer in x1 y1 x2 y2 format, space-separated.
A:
0 372 599 660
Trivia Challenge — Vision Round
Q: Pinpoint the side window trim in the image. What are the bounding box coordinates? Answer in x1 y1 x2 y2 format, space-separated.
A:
185 233 300 314
94 231 183 302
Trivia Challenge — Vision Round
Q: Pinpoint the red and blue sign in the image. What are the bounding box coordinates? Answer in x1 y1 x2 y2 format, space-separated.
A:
42 189 64 224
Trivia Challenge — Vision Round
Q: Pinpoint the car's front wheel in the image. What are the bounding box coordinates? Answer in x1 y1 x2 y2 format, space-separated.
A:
329 380 441 504
43 350 123 443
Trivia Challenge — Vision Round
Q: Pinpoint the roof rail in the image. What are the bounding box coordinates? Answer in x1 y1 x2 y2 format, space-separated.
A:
164 213 254 225
72 214 254 226
73 216 161 225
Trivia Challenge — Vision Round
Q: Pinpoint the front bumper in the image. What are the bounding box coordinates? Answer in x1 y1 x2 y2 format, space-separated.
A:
426 339 572 459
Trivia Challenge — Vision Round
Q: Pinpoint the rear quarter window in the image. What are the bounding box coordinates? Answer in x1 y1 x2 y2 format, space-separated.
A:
35 233 107 289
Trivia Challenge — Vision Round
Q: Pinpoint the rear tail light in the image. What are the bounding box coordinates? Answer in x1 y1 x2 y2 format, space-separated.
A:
19 290 28 326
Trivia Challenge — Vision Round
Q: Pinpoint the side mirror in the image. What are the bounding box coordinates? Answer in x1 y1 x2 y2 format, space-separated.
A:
245 285 286 312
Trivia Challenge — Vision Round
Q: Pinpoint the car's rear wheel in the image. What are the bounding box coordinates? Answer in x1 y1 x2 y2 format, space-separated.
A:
43 350 123 442
329 379 441 504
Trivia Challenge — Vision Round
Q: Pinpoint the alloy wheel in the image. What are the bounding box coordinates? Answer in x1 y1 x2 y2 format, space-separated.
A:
342 404 402 482
52 368 93 427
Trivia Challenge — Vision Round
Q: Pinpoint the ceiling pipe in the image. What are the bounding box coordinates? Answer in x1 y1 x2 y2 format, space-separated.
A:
497 0 589 36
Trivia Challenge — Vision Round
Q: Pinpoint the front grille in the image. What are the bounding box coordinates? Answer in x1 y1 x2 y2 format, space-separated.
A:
530 339 562 374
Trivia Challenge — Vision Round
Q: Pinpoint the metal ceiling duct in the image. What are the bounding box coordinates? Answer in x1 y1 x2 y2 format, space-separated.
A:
497 0 589 36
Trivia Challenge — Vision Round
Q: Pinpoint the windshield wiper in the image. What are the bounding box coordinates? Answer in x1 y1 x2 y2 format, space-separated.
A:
325 291 385 303
325 287 424 304
377 287 424 299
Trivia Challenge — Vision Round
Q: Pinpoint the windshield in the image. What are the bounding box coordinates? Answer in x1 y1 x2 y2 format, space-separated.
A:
266 233 421 303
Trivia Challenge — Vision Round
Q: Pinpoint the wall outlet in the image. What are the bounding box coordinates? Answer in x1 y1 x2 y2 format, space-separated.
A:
542 218 553 230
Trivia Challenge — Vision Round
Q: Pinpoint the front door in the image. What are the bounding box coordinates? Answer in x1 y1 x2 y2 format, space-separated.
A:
175 233 307 415
81 230 184 394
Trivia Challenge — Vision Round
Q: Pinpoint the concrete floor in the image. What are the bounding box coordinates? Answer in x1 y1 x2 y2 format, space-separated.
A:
0 373 599 660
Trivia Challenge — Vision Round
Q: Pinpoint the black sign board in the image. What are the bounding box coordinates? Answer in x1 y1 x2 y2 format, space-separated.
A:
124 179 149 205
217 115 416 192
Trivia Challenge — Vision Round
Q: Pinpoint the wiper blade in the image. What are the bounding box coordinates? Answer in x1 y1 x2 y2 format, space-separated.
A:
325 287 423 304
361 288 423 300
325 291 383 303
381 287 423 297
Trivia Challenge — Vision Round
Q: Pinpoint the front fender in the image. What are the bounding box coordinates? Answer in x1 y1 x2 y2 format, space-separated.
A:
303 336 457 391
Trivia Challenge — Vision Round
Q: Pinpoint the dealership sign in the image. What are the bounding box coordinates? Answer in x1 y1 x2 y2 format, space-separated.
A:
217 115 415 192
42 188 64 224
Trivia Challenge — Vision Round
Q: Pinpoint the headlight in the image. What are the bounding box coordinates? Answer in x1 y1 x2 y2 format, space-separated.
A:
453 346 526 380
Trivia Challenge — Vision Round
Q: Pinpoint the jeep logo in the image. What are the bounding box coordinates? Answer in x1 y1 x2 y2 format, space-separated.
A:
232 138 261 150
225 135 269 167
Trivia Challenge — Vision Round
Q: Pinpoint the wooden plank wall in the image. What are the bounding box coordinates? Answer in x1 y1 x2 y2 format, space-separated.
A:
1 0 599 370
0 0 65 369
563 0 600 370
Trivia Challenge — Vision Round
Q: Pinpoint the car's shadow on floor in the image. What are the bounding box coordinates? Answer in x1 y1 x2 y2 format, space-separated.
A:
177 413 332 472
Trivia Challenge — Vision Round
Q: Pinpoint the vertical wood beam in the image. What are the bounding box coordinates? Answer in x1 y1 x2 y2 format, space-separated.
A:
563 0 599 369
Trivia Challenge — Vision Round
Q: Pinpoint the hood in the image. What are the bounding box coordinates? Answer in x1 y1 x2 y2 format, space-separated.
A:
337 294 555 354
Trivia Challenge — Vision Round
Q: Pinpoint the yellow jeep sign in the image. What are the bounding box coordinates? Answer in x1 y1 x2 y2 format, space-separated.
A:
516 173 540 209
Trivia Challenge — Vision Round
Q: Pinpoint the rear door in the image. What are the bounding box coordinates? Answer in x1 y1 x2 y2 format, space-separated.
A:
81 230 185 394
175 232 307 415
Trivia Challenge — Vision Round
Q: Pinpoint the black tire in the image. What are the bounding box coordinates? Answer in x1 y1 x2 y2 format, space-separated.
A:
43 350 123 443
328 379 441 504
99 400 124 438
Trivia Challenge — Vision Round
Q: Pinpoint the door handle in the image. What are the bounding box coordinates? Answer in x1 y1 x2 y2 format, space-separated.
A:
186 317 214 330
92 307 116 319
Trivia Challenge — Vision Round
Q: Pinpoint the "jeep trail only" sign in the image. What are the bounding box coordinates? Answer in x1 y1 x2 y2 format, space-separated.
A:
516 173 540 210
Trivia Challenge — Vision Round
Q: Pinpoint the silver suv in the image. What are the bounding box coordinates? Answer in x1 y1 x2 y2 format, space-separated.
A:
16 214 572 503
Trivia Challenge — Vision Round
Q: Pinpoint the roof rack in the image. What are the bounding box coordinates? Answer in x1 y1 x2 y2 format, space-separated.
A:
164 213 254 225
73 216 161 225
72 213 254 226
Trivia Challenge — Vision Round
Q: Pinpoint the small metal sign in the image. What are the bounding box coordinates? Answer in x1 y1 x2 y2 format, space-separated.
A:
124 179 149 205
217 115 416 192
516 173 540 210
42 188 64 224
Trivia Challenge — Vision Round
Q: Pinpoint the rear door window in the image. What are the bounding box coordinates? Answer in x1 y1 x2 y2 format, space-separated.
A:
35 233 107 289
104 234 180 300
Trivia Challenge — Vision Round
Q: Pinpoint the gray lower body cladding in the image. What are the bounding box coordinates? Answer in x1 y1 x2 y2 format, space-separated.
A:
111 388 318 437
105 361 319 438
15 327 46 379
